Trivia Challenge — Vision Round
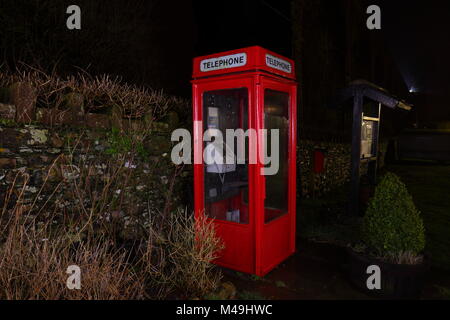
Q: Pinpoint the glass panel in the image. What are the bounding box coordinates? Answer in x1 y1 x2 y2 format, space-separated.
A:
361 120 378 158
361 120 373 158
203 89 249 224
264 89 289 223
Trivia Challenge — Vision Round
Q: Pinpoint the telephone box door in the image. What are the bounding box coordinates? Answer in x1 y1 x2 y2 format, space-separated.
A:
193 77 257 274
256 77 297 276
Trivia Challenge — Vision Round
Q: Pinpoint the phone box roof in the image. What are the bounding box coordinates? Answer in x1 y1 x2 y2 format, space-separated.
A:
193 46 296 80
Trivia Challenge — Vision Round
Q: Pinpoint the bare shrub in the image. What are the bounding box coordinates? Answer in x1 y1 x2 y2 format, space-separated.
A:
0 172 145 300
0 65 189 122
0 148 222 299
0 63 213 298
141 209 223 299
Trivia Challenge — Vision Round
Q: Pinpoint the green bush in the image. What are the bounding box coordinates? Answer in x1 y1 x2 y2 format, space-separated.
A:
362 172 425 256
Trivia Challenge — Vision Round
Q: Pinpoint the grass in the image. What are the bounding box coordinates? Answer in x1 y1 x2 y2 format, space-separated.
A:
387 163 450 271
250 275 264 282
298 185 362 246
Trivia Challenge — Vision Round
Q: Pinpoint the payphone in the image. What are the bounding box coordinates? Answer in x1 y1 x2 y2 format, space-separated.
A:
203 89 249 224
192 46 297 276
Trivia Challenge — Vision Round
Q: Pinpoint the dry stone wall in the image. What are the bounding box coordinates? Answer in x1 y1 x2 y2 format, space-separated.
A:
0 81 188 241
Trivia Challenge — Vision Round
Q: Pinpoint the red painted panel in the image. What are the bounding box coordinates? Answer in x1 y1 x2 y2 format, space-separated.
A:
261 215 292 276
212 220 254 274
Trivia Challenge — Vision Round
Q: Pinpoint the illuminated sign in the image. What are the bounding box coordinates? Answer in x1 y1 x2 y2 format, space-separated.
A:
265 54 292 74
200 53 247 72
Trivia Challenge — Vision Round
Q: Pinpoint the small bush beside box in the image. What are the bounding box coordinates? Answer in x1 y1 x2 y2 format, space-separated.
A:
362 172 426 259
346 172 428 299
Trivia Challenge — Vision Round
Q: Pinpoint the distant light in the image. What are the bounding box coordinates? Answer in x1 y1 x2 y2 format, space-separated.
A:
409 87 417 93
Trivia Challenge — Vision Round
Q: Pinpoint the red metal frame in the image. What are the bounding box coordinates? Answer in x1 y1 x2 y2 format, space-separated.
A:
192 46 297 276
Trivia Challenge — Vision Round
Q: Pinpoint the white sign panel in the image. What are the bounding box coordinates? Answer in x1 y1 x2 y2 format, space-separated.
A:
265 54 292 74
200 53 247 72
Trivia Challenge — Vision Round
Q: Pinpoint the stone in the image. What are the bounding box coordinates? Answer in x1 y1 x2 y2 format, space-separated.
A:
63 170 79 180
152 121 169 133
5 170 16 183
35 108 45 122
0 87 11 103
164 111 179 130
47 166 62 182
51 134 64 148
116 119 142 132
110 105 123 128
25 186 38 193
10 82 37 123
37 108 78 126
111 210 125 220
160 176 168 185
26 127 48 145
0 103 16 119
47 148 61 154
62 92 84 112
85 113 111 130
30 170 44 185
16 157 28 166
19 147 33 153
0 158 16 169
145 135 172 156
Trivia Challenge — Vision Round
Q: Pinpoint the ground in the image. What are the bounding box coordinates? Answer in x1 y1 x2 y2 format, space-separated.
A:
221 240 450 300
218 162 450 300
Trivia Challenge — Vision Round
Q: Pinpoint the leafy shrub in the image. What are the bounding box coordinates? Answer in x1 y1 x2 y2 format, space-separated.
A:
362 172 425 257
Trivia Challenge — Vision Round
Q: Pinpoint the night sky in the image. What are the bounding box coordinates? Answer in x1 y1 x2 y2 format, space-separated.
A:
195 0 450 97
378 0 450 95
193 0 292 57
193 0 450 123
1 1 448 109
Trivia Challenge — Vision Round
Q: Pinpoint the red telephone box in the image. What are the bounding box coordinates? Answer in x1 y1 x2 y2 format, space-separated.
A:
192 46 297 276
